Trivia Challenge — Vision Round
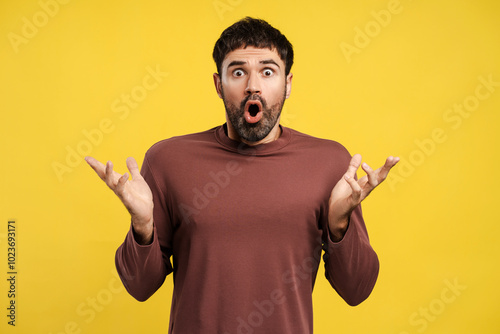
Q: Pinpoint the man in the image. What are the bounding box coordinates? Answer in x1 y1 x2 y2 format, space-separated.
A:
86 17 399 333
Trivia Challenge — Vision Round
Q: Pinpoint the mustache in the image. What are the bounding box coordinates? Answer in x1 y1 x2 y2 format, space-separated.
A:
240 94 266 109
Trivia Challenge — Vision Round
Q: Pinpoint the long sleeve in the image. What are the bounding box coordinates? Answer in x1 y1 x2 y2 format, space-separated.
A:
322 204 379 306
112 125 381 331
115 154 173 301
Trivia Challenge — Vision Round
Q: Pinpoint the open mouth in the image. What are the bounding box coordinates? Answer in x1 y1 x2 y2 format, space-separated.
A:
244 100 263 124
249 103 260 117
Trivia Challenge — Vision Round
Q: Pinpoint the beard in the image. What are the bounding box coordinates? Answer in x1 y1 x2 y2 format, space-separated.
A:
221 86 287 143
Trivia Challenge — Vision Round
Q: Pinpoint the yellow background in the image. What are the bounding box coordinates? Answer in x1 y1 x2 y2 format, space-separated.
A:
1 0 499 333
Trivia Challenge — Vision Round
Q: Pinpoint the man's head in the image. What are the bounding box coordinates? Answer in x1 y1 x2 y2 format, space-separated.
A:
213 17 294 77
213 17 294 144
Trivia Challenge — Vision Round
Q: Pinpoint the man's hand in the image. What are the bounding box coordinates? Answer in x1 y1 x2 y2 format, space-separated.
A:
328 154 399 242
85 156 154 245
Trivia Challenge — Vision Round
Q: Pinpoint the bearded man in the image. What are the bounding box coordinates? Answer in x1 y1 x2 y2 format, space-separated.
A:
86 17 399 334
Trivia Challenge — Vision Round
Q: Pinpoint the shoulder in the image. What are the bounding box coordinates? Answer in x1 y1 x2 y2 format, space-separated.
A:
286 127 351 158
284 126 353 183
144 126 219 160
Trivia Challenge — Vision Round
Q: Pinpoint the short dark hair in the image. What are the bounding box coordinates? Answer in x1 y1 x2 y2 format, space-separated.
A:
213 17 294 76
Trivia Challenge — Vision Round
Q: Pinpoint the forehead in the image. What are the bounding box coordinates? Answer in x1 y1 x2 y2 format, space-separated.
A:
221 46 284 68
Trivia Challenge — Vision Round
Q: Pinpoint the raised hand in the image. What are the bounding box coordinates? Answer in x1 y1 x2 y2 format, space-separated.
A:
85 156 154 244
328 154 399 241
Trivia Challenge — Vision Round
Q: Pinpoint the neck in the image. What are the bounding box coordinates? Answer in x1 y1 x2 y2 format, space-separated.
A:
226 118 282 147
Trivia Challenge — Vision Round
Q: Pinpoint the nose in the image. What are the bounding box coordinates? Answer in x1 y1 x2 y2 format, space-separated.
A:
245 72 261 95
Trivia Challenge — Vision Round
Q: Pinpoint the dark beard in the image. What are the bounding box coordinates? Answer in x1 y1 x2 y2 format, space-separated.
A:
222 87 287 142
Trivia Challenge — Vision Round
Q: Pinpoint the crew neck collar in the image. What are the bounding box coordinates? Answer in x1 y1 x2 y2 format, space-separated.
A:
215 124 292 155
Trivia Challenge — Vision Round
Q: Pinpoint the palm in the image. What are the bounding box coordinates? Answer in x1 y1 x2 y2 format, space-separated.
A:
117 168 153 222
328 154 399 228
85 156 153 225
329 174 360 222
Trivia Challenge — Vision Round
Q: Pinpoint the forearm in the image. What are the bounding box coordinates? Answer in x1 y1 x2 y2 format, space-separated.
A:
115 224 171 301
131 217 154 245
324 207 379 306
328 216 349 242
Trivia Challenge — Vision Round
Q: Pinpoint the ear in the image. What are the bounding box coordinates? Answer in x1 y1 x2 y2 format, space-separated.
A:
285 73 293 99
213 73 223 99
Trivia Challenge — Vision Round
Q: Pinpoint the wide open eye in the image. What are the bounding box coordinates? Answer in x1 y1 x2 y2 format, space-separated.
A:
263 69 274 77
233 69 244 77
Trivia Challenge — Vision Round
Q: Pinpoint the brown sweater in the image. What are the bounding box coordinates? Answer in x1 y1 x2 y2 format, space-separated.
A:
116 125 379 333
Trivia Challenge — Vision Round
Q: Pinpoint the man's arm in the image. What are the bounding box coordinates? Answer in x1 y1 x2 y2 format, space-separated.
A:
324 154 399 305
85 156 154 244
115 223 170 301
85 156 171 301
328 154 399 241
323 204 379 306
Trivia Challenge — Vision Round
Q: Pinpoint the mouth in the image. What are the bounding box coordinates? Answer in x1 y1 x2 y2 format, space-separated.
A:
244 100 263 124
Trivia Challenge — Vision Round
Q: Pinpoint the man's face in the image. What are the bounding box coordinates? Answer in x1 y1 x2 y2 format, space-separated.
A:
214 46 293 144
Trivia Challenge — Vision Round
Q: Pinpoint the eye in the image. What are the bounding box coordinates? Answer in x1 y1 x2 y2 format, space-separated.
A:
233 69 244 77
262 68 274 77
263 68 274 77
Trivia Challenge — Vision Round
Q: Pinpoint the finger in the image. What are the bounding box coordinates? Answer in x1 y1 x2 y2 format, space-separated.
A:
105 161 116 188
115 172 129 195
345 154 362 179
344 174 362 202
361 162 378 187
126 157 141 179
385 156 400 167
84 156 106 180
378 156 400 181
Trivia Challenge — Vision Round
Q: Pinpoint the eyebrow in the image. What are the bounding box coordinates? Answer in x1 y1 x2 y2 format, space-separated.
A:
227 59 281 69
260 59 280 68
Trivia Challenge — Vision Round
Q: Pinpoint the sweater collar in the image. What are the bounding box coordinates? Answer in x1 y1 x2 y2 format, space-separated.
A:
215 123 292 156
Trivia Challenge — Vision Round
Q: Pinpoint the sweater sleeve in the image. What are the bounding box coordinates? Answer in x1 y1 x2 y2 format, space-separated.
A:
115 154 173 301
322 199 380 306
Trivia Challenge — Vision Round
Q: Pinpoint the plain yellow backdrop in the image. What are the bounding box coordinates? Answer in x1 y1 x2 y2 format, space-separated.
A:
1 0 499 333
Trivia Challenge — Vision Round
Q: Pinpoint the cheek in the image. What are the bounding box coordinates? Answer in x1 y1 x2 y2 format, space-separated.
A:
264 82 286 102
222 81 245 99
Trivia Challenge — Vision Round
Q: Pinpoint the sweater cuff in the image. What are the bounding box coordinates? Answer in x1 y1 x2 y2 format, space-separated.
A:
325 218 353 249
128 223 158 249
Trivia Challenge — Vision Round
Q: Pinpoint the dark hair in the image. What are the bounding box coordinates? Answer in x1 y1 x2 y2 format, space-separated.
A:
213 17 294 76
